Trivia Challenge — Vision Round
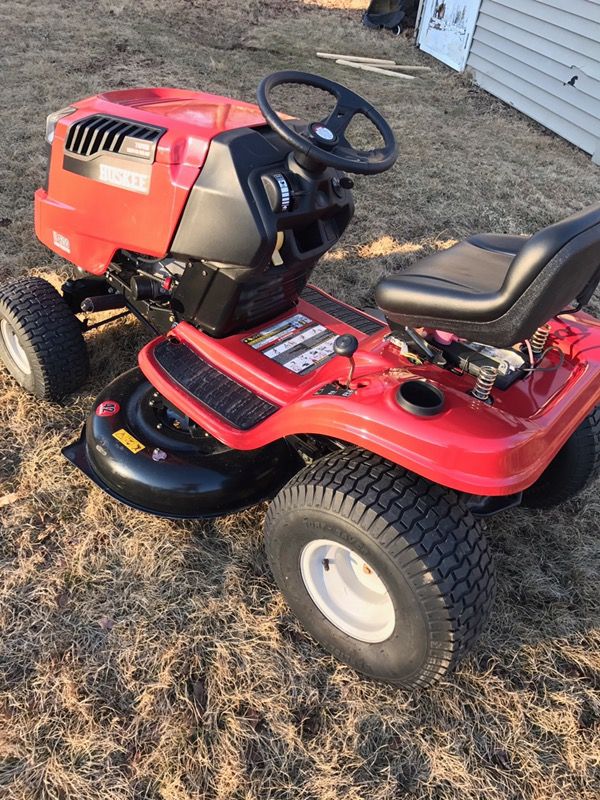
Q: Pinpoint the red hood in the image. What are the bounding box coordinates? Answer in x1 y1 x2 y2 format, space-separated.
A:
71 87 267 166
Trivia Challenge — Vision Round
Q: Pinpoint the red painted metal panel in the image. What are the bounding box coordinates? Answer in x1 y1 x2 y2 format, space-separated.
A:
138 287 600 496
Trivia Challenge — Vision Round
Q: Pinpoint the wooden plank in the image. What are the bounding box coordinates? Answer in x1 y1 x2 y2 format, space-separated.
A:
335 60 416 80
317 53 396 65
383 64 432 72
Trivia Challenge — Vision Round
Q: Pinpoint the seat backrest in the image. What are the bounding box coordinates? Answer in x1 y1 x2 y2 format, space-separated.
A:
502 202 600 316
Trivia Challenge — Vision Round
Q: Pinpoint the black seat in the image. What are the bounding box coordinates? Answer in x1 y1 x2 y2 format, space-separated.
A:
375 203 600 346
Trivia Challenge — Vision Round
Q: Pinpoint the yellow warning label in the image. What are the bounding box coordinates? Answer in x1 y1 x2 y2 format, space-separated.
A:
112 428 145 454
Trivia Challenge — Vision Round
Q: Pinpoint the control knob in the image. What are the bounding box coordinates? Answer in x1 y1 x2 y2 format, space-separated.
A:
263 172 292 212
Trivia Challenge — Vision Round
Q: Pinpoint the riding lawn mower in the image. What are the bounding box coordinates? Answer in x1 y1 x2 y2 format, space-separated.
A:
1 71 599 687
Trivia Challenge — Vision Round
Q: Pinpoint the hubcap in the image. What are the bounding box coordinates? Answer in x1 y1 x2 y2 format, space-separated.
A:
299 539 395 643
1 319 31 375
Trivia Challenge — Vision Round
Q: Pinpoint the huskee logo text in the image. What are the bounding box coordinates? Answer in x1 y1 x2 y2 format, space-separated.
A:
98 163 150 194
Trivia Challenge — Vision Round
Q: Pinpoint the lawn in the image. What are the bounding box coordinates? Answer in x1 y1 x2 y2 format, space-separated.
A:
0 1 598 798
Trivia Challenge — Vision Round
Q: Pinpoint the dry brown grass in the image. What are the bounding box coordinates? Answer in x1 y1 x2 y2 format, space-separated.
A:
0 1 599 798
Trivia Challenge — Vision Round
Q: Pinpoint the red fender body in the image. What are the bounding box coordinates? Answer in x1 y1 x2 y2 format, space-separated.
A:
138 286 600 496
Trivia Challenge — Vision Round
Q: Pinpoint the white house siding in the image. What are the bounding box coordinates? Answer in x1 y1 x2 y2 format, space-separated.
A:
466 0 600 162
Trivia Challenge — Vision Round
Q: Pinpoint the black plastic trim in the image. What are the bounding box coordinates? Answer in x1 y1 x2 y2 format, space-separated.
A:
64 114 165 159
301 286 385 335
467 492 523 517
395 380 445 417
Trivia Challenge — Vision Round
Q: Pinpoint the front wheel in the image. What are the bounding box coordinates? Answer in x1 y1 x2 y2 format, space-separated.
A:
0 277 89 400
264 448 496 688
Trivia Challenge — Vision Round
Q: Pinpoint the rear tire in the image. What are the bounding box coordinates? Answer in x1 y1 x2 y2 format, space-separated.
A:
0 277 89 400
264 448 496 688
522 406 600 509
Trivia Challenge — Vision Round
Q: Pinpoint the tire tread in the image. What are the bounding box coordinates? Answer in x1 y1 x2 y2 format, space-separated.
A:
0 277 89 399
265 447 496 687
523 406 600 508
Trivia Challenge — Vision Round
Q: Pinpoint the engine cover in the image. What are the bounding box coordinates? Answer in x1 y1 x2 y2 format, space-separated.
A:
35 88 267 274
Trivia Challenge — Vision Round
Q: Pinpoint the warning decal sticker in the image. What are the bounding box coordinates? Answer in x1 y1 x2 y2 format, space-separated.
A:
243 313 337 375
112 428 145 454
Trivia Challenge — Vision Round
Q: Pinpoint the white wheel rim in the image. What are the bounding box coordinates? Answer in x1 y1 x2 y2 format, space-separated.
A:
300 539 395 643
1 319 31 375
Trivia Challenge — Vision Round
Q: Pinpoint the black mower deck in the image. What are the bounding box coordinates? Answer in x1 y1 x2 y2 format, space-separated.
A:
63 368 302 518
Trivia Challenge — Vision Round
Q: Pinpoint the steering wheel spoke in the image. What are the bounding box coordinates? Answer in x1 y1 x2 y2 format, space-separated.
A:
323 102 356 138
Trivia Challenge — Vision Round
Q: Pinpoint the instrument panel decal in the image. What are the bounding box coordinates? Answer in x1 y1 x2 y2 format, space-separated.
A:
243 313 337 374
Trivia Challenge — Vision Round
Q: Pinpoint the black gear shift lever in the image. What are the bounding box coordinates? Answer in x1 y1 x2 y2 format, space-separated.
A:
334 334 359 388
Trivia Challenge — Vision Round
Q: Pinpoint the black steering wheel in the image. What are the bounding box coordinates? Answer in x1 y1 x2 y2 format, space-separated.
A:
257 70 398 175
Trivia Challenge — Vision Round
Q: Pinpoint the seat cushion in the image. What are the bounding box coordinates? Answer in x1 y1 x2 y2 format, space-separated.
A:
375 234 529 321
374 203 600 347
468 233 530 254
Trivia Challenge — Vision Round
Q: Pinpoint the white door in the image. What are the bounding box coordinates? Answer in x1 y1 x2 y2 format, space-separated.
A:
417 0 482 72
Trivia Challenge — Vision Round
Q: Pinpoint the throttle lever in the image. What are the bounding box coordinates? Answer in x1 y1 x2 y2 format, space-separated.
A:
334 334 359 389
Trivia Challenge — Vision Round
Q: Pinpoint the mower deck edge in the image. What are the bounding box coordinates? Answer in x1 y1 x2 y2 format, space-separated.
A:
62 428 280 520
62 431 210 519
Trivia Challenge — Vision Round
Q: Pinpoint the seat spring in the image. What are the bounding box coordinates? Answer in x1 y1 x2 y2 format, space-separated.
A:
472 365 498 402
531 324 551 354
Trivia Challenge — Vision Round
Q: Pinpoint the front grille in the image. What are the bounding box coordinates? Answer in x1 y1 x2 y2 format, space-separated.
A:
64 114 164 158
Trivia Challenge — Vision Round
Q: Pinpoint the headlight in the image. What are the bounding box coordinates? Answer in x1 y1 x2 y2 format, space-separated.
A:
45 106 76 145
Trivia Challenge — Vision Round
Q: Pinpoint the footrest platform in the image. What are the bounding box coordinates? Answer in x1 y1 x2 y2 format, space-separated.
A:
153 339 279 430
